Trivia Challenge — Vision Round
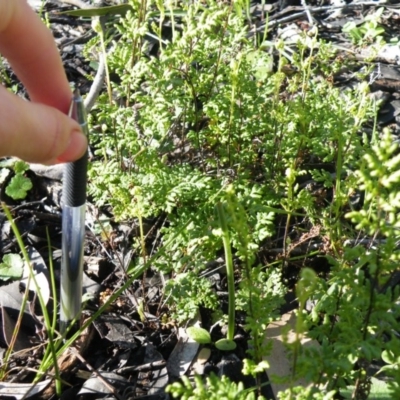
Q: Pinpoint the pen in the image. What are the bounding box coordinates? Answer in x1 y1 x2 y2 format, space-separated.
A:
60 88 88 334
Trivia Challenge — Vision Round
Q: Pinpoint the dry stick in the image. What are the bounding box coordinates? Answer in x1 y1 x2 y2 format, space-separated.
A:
84 53 106 112
251 0 389 33
69 347 124 400
300 0 313 26
116 360 167 374
59 0 106 112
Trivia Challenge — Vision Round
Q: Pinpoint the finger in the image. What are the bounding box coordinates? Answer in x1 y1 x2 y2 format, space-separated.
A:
0 86 87 164
0 0 72 112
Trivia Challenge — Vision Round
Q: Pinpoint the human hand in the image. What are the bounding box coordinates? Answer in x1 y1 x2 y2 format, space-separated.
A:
0 0 87 164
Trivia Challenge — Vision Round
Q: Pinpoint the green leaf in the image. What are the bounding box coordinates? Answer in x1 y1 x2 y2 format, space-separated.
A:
215 339 237 351
6 174 33 200
186 326 212 344
380 349 400 368
381 350 395 365
341 378 392 399
377 364 398 374
13 160 29 174
0 254 24 281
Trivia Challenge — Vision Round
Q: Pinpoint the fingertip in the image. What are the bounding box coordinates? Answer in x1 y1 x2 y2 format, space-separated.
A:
0 89 88 164
55 130 88 163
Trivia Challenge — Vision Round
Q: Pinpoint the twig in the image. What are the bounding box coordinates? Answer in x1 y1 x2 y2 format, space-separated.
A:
84 52 106 112
300 0 314 26
70 347 124 400
250 1 389 34
116 360 166 374
59 0 106 111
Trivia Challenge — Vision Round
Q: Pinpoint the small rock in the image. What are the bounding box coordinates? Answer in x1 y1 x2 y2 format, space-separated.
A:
197 347 211 364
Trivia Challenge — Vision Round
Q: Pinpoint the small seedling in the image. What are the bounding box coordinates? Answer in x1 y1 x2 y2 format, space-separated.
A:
342 7 386 46
186 326 212 344
0 159 32 200
0 253 24 281
186 325 236 351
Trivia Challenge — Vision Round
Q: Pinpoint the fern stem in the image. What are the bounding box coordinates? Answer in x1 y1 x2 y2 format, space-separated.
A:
216 202 235 341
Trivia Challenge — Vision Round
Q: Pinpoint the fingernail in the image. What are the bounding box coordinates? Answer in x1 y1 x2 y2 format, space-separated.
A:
56 130 87 163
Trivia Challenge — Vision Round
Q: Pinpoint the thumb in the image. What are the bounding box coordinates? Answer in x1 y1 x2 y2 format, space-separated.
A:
0 86 87 164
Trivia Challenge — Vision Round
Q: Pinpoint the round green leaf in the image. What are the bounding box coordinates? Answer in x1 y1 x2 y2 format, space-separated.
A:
215 339 237 351
13 160 29 174
0 254 24 281
6 174 33 200
186 326 212 344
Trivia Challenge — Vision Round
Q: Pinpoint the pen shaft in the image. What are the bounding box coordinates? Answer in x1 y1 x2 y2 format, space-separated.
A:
63 89 89 207
60 205 86 333
60 89 88 334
